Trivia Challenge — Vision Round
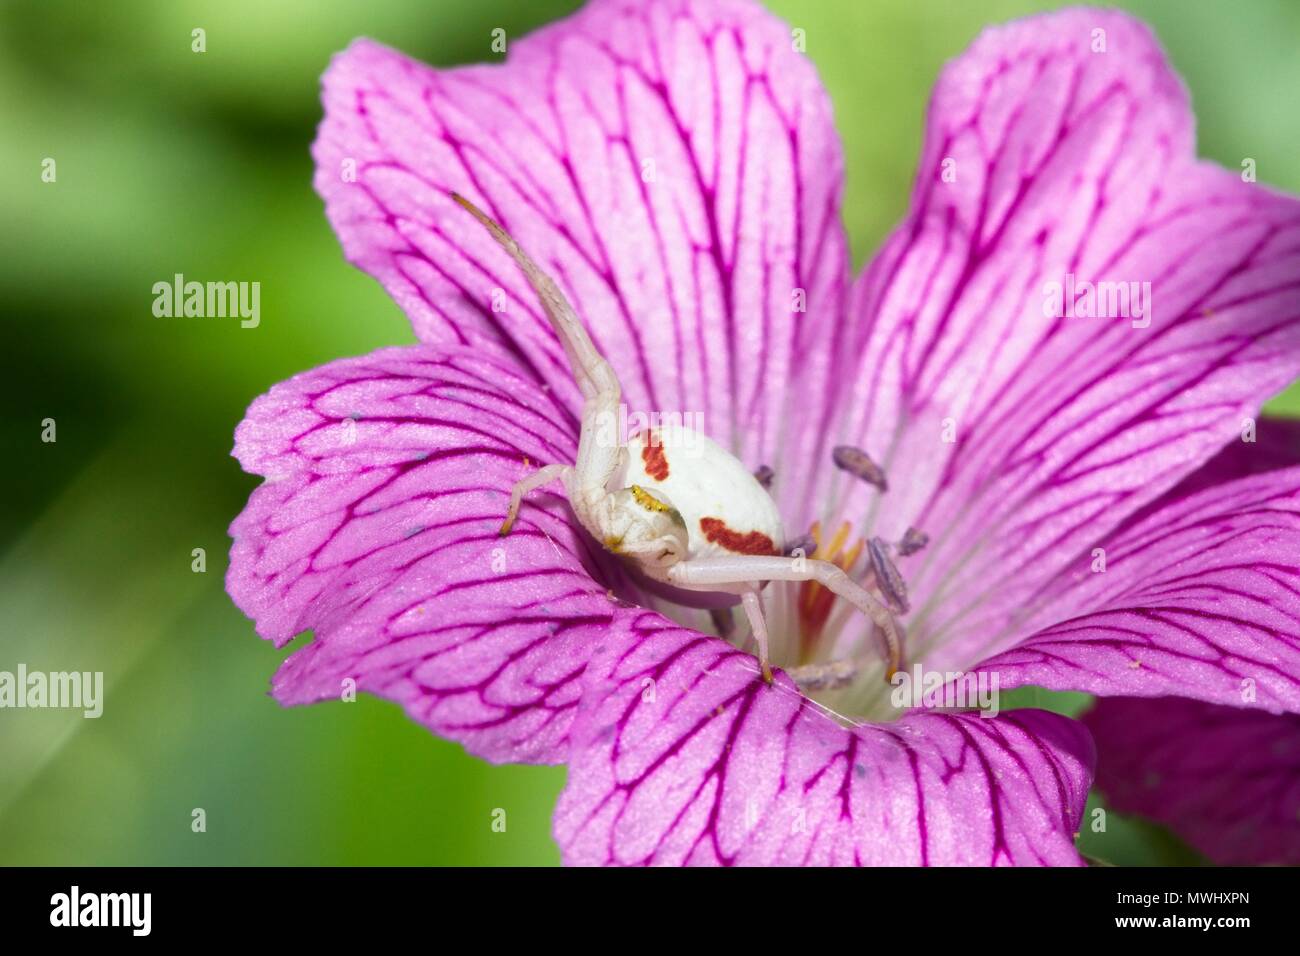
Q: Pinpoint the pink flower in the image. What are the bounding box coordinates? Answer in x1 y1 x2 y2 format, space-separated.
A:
228 1 1300 865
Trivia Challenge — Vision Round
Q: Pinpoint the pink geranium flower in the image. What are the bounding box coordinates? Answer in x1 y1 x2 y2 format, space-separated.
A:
228 0 1300 865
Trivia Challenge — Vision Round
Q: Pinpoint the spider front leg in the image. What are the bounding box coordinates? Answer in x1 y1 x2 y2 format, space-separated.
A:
668 556 903 683
499 463 574 536
453 192 624 535
452 192 617 401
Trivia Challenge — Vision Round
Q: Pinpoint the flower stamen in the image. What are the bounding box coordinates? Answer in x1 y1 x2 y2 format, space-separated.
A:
867 536 910 614
786 655 865 692
832 445 888 491
897 526 929 556
784 532 816 557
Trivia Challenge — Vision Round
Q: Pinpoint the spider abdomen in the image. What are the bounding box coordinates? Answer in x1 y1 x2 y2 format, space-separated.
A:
618 427 784 560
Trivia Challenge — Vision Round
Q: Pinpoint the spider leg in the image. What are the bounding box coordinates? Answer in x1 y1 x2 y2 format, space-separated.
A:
499 463 574 536
668 556 903 680
452 192 623 521
739 588 774 684
451 192 617 400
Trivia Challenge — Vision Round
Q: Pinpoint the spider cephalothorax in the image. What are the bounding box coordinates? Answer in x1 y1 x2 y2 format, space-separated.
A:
454 193 901 684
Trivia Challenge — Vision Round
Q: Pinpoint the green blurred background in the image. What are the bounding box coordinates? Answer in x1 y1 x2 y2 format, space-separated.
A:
2 0 1297 866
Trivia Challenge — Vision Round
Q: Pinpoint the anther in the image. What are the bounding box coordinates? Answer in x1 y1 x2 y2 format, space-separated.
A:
787 657 862 691
868 536 910 614
785 532 816 557
832 445 888 492
897 526 929 556
753 465 775 489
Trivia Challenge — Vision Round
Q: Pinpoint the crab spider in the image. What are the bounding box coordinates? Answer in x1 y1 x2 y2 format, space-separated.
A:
453 193 902 685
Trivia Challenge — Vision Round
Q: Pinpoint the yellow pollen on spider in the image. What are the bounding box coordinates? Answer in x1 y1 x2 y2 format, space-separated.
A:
629 485 685 527
630 484 670 512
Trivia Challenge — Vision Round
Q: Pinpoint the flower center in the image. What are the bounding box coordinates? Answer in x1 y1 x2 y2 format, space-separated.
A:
767 446 929 721
629 442 926 722
796 520 864 663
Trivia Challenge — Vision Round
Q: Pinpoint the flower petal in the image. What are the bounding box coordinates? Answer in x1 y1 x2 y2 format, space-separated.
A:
227 343 631 764
312 0 851 518
554 615 1093 865
828 9 1300 667
973 465 1300 711
1084 696 1300 865
1158 414 1300 499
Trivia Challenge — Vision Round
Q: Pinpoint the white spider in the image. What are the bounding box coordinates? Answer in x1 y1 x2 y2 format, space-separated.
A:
454 194 902 685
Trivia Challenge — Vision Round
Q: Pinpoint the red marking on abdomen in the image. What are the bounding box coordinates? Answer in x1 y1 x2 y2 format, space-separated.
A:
699 517 778 556
640 432 670 481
